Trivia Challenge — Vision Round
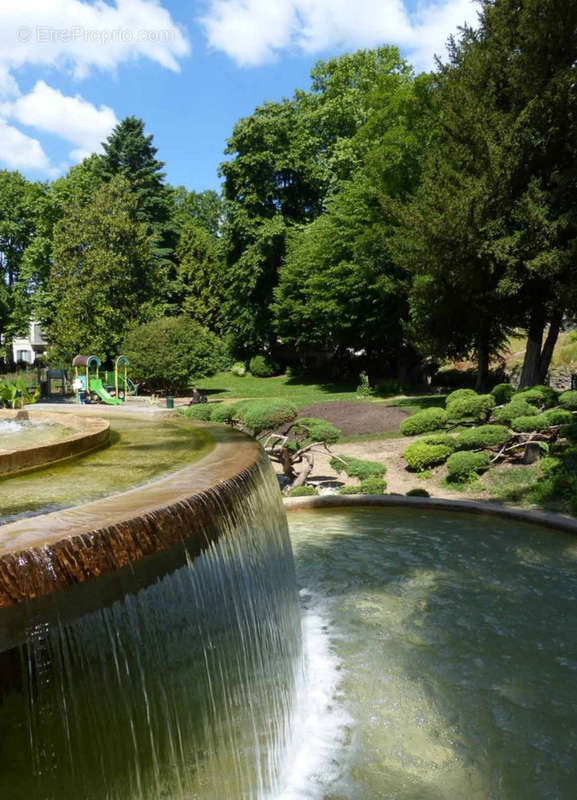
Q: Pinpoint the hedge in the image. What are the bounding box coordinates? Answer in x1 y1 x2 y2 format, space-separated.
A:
330 455 386 480
249 354 279 377
446 394 495 422
445 388 477 405
211 402 240 423
491 383 514 405
240 400 298 434
446 451 490 481
180 404 213 420
360 476 387 494
455 425 510 450
492 400 538 426
400 408 447 436
339 486 361 495
559 391 577 410
403 442 453 471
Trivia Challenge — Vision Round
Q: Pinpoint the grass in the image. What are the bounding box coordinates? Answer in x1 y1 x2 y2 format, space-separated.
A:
197 372 392 408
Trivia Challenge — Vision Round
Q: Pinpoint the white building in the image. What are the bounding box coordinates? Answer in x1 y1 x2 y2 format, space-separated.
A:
12 321 48 365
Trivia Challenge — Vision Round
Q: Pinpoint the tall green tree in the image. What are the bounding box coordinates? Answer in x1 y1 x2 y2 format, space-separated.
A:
174 223 224 330
48 176 157 360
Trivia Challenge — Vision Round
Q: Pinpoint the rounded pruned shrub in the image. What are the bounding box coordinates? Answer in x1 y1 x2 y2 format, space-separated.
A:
559 390 577 410
180 404 213 421
513 385 557 408
360 476 387 494
561 423 577 442
491 383 513 405
446 451 490 482
249 354 279 377
445 388 477 405
400 408 447 436
456 425 510 450
510 413 562 433
293 417 340 446
330 455 386 480
339 486 361 495
404 442 452 471
406 488 430 497
231 361 247 376
446 394 495 422
423 434 458 452
211 402 240 424
492 400 538 426
543 409 573 426
240 400 297 434
289 485 318 497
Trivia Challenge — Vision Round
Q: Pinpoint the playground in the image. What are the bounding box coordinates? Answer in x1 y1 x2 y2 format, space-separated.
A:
71 354 135 406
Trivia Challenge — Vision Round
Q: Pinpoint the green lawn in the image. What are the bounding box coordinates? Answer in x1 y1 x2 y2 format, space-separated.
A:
198 372 366 408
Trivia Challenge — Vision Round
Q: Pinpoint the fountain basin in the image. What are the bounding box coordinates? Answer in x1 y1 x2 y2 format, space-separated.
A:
0 409 109 477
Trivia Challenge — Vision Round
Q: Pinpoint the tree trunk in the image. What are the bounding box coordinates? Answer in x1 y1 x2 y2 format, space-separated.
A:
537 307 563 385
519 304 546 388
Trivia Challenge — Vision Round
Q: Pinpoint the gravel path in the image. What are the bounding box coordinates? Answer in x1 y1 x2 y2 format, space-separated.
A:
296 401 409 436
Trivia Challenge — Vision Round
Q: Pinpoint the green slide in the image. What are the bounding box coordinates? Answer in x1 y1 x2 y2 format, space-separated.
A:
89 378 123 405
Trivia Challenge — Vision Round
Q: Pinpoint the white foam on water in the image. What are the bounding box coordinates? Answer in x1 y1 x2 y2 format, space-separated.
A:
0 420 23 434
272 588 351 800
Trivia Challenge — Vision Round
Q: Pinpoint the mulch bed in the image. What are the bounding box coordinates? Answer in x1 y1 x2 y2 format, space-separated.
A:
295 402 409 436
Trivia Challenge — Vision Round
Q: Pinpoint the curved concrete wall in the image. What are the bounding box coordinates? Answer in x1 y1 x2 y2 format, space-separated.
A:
0 409 109 476
0 422 262 608
284 494 577 534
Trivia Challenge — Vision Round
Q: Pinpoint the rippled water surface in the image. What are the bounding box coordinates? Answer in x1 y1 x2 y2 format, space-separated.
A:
0 417 214 523
288 507 577 799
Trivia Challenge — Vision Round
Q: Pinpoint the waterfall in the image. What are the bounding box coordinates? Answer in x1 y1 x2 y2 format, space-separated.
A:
0 459 302 800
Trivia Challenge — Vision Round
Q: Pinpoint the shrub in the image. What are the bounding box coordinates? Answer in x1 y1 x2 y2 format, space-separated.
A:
510 413 566 433
249 354 279 377
542 409 573 426
293 417 340 446
423 434 458 452
356 370 374 397
122 316 227 394
456 425 510 450
211 402 240 424
513 385 557 408
339 486 361 495
231 361 247 377
330 455 386 480
404 442 452 471
446 451 490 481
375 378 401 396
561 423 577 442
360 476 387 494
541 456 562 475
446 394 495 422
559 390 577 410
180 404 213 421
491 383 513 405
400 408 447 436
240 400 298 434
289 486 318 497
492 400 538 426
445 388 477 405
406 488 430 497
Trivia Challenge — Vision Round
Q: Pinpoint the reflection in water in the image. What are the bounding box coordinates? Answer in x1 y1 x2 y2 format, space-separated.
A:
289 508 577 799
0 462 301 799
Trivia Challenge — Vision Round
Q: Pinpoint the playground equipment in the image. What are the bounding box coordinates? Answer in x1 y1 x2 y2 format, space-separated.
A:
72 355 123 405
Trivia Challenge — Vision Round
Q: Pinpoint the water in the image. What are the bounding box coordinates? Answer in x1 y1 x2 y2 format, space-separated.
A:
0 419 72 450
0 460 302 799
0 417 214 523
287 507 577 799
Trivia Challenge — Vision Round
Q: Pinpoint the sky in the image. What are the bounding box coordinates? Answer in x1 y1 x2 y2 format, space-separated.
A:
0 0 478 192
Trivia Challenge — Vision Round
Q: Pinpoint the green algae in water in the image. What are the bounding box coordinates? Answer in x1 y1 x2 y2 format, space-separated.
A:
289 507 577 799
0 417 214 523
0 420 74 450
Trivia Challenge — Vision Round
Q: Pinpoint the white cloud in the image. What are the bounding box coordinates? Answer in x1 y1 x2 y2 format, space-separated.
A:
0 1 189 174
0 0 190 78
4 81 118 163
0 119 53 173
202 0 477 70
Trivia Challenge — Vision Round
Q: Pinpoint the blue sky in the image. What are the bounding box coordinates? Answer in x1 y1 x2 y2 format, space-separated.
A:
0 0 477 192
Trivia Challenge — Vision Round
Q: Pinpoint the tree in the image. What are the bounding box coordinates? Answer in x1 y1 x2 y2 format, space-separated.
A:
123 316 227 393
171 188 224 238
174 223 224 330
47 176 157 360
